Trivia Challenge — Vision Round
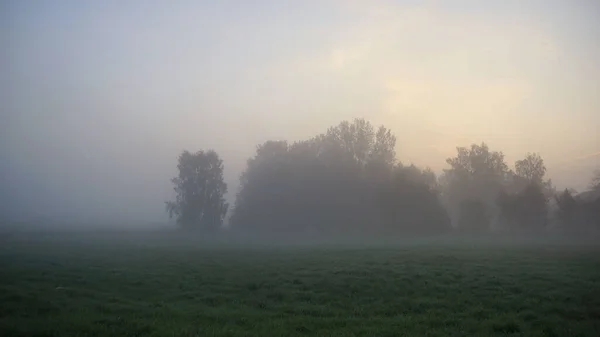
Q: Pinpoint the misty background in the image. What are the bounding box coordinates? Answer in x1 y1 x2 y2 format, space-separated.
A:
2 0 599 225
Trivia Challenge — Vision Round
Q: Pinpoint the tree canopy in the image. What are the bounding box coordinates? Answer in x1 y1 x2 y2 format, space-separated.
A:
439 143 509 231
166 150 228 231
440 147 556 233
166 120 599 238
229 118 450 238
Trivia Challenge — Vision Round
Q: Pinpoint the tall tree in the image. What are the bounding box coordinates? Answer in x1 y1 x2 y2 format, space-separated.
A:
230 118 450 238
165 150 228 230
440 143 509 231
498 183 548 232
589 169 600 192
230 140 293 234
497 153 550 232
564 170 600 231
378 165 451 234
553 187 599 233
515 153 546 185
513 152 554 196
456 199 489 233
366 126 397 178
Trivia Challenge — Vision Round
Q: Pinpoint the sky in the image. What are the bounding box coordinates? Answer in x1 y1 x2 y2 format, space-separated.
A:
1 0 599 224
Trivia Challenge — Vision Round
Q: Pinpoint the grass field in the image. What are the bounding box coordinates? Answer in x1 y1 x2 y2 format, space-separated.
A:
1 231 599 336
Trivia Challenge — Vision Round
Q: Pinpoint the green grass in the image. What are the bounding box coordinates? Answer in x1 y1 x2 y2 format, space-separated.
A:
1 232 599 336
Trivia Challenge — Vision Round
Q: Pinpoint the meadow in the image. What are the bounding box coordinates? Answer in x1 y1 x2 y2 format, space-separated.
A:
1 231 599 337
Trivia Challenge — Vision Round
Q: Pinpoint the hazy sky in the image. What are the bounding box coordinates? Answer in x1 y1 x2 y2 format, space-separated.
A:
2 0 599 223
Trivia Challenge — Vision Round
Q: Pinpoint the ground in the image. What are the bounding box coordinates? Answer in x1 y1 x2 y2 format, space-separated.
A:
1 231 599 336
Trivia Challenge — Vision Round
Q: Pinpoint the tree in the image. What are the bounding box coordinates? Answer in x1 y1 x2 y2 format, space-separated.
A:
515 153 546 185
554 189 580 231
511 152 554 197
497 153 549 232
553 178 600 233
366 126 397 178
229 140 294 234
230 118 450 238
498 183 547 232
378 165 451 234
457 199 489 233
440 143 509 231
589 169 600 192
165 150 228 230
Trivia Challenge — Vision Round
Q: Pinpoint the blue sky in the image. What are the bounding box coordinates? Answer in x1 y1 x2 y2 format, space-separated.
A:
2 0 599 223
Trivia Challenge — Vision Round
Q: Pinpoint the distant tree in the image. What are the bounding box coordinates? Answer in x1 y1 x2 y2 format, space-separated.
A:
590 169 600 192
366 126 397 178
440 143 509 231
229 140 293 234
515 153 546 185
165 150 228 230
396 164 438 192
497 153 549 232
456 199 489 233
511 152 554 197
554 189 580 230
445 143 509 178
554 183 600 233
378 165 451 234
522 181 548 231
230 118 450 238
498 183 547 232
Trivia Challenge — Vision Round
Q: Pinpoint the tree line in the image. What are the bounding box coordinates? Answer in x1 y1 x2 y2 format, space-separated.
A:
166 118 600 237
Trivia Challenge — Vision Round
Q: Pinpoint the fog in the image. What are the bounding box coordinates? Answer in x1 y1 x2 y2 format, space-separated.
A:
2 0 599 226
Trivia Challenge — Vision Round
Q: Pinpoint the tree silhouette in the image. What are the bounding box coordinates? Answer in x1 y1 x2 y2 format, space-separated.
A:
224 120 593 237
497 153 549 232
498 183 547 232
457 199 489 233
590 169 600 192
515 153 546 186
440 143 509 231
230 118 450 238
165 150 228 230
554 171 600 232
